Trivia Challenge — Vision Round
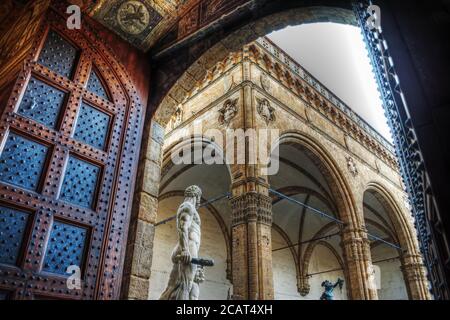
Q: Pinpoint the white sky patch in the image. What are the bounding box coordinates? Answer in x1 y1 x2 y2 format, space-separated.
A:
268 23 393 141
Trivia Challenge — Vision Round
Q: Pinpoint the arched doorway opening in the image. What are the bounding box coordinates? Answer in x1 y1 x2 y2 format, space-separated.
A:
363 184 430 300
269 133 356 300
363 188 408 299
152 5 357 125
125 1 429 300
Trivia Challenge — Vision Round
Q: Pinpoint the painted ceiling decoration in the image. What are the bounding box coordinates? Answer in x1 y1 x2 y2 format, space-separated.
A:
84 0 185 51
72 0 252 51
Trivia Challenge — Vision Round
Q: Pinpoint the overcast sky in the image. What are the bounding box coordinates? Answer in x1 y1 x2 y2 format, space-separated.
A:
267 23 392 141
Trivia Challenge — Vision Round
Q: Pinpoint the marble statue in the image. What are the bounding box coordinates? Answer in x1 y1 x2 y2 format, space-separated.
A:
160 185 203 300
189 266 205 300
320 278 344 300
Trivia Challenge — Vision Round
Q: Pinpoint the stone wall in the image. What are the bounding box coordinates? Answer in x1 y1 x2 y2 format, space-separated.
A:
372 245 408 300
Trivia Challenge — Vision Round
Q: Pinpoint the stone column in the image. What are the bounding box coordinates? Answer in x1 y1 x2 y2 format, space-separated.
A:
230 186 274 300
401 253 432 300
227 55 274 299
340 226 378 300
121 120 165 299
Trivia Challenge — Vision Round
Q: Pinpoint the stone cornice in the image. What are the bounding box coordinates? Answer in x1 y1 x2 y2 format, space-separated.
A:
249 38 397 167
166 39 400 173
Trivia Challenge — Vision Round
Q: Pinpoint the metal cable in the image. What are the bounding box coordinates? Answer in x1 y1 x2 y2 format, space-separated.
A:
154 191 231 227
269 188 403 251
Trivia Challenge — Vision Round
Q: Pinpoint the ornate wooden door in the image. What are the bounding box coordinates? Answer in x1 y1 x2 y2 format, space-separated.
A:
0 6 143 300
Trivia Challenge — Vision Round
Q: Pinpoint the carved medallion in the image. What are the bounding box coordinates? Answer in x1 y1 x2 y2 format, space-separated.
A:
346 156 358 177
218 98 238 126
256 97 275 124
97 0 163 50
117 1 150 35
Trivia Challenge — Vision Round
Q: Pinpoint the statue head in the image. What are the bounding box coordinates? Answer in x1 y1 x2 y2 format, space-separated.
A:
321 280 332 288
184 185 202 207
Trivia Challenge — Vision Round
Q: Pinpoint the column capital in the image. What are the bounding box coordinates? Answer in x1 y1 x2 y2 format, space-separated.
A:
230 191 272 226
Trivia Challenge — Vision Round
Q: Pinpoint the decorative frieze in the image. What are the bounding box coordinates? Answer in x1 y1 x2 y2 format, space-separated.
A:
247 40 397 169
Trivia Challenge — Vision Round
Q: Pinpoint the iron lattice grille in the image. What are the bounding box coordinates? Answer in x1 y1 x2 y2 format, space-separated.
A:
0 6 143 300
353 0 448 299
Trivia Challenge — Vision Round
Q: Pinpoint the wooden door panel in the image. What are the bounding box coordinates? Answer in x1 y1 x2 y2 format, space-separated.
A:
0 5 143 300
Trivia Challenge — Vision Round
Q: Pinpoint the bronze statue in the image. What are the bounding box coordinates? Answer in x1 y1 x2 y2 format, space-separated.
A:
320 278 344 300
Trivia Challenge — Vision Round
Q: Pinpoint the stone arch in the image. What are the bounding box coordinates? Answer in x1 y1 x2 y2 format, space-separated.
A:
305 240 349 296
300 222 343 294
152 5 356 126
363 182 430 300
308 241 345 275
364 182 418 257
302 223 342 274
161 134 233 184
270 130 378 299
274 130 358 227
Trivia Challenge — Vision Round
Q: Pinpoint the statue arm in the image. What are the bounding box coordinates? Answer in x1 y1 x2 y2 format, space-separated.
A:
177 207 192 264
333 278 344 288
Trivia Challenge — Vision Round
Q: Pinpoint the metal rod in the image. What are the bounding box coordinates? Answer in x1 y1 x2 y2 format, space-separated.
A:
306 256 401 277
269 188 344 225
307 267 343 277
270 188 403 251
272 231 341 252
269 189 403 250
154 192 231 227
368 234 402 250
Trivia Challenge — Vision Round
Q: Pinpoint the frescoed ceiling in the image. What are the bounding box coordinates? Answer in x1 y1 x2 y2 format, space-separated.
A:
72 0 252 51
87 0 183 51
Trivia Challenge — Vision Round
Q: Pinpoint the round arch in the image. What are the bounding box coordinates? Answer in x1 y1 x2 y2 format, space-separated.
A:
161 134 233 184
363 182 430 300
268 130 377 299
152 4 356 126
364 182 419 257
274 130 359 227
